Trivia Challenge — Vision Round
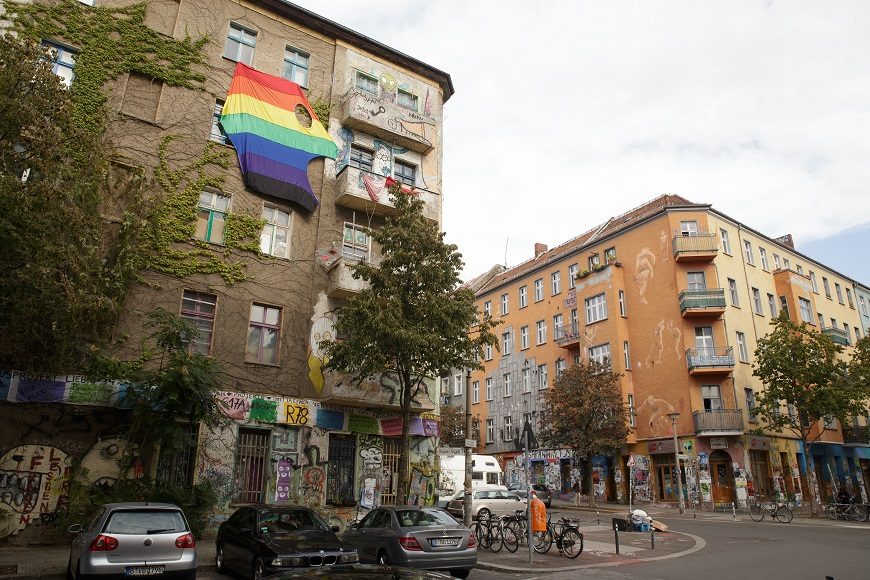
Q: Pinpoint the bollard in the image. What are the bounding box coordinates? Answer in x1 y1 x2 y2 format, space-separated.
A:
732 501 737 519
650 527 655 549
692 501 697 519
613 523 620 555
596 508 600 526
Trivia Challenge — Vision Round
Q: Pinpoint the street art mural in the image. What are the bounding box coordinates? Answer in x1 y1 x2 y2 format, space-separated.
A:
630 454 652 503
646 319 683 366
636 395 676 437
358 434 383 508
698 452 713 503
0 446 70 538
308 293 335 394
634 247 656 304
733 463 748 505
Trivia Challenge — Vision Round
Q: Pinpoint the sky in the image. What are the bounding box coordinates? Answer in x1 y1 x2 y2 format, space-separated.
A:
298 0 870 284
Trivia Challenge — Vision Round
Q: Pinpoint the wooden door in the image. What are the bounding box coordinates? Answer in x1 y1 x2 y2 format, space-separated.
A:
710 459 734 504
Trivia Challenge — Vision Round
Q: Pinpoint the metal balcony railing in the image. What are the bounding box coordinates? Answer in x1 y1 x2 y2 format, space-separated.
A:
842 425 869 446
554 322 581 344
672 233 718 255
679 288 726 312
822 326 850 346
686 346 735 370
693 409 744 433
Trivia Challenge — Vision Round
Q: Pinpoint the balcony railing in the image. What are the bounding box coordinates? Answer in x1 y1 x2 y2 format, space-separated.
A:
842 425 869 446
339 89 435 154
335 165 440 224
326 257 369 299
679 288 726 316
554 322 581 347
693 409 744 434
823 326 850 346
686 346 735 374
672 233 718 261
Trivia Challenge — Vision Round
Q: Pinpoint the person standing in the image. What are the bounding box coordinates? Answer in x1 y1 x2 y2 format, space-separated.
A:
572 478 582 506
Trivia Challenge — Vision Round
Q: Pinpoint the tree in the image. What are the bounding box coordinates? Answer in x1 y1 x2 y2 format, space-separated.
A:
538 360 629 507
320 184 498 503
752 314 869 513
439 403 466 447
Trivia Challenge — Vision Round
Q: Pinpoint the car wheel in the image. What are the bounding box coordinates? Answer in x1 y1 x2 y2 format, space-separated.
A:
215 544 226 573
377 551 390 565
450 569 471 579
252 558 264 580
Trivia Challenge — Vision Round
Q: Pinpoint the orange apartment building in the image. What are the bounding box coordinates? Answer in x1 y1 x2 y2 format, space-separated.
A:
458 195 870 510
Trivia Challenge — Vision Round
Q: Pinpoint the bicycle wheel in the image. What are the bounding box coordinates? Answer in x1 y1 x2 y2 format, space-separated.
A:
532 529 552 554
824 505 836 520
505 519 525 544
749 503 765 522
848 505 866 522
560 528 584 559
502 525 519 553
774 505 793 524
472 522 491 550
488 525 503 553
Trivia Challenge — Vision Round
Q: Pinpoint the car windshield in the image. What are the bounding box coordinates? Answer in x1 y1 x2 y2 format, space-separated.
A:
396 509 457 528
104 510 187 534
259 510 330 534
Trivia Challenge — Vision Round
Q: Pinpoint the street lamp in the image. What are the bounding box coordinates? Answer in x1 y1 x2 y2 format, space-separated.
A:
667 411 685 515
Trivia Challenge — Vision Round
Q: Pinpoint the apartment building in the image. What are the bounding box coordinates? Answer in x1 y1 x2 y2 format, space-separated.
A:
0 0 451 536
465 195 869 509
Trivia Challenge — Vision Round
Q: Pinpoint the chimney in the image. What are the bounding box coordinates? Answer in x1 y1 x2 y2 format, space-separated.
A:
534 243 548 258
774 234 795 249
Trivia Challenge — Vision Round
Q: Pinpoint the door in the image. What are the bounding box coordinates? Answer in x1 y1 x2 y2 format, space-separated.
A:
749 451 772 498
709 451 734 504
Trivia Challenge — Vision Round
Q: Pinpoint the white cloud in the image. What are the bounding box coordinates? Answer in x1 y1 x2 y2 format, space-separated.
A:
299 0 870 279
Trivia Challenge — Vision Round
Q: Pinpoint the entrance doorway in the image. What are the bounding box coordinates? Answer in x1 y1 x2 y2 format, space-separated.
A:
709 450 734 504
749 450 772 498
780 452 795 498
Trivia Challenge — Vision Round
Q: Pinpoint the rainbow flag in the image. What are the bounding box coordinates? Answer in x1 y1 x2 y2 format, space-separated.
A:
220 63 338 212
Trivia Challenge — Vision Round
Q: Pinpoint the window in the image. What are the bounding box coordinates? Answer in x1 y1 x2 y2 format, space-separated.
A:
483 301 492 318
687 272 707 291
779 296 789 317
246 304 281 365
472 380 480 403
520 326 530 349
835 283 844 304
234 428 269 503
260 205 291 258
326 434 356 505
604 247 617 264
484 343 493 361
485 378 493 401
282 46 309 87
536 320 547 345
823 277 831 299
810 271 818 293
743 240 754 265
752 288 763 315
568 264 579 289
522 368 531 392
440 377 449 396
503 416 513 441
796 265 803 275
502 330 513 355
773 254 781 269
553 314 563 339
846 288 854 308
745 388 757 422
720 228 732 254
534 279 544 302
695 326 714 349
818 313 824 328
224 23 256 65
537 364 548 389
759 247 769 271
519 286 528 308
701 385 722 411
618 290 626 317
501 293 509 315
342 223 370 261
768 293 777 318
623 341 631 370
798 297 813 323
393 160 416 186
397 89 418 111
156 424 199 488
555 358 566 377
486 419 494 443
122 73 162 121
504 373 512 397
844 324 852 344
588 343 611 366
728 278 739 307
736 332 748 362
196 190 229 244
783 258 790 269
42 40 77 87
453 374 463 396
628 394 636 428
181 291 217 355
861 296 868 316
349 145 374 172
355 70 378 94
551 271 561 295
680 221 698 235
855 326 862 340
210 100 228 144
585 293 607 323
588 254 600 270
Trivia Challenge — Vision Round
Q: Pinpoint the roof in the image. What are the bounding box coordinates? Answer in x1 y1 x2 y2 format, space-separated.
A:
251 1 454 101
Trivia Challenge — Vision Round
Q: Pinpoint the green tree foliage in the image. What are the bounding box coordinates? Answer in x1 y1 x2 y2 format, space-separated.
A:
752 314 869 511
439 403 467 447
539 360 629 506
320 184 498 503
0 34 133 372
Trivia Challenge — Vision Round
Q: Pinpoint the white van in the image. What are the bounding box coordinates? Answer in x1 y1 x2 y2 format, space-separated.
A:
436 453 503 506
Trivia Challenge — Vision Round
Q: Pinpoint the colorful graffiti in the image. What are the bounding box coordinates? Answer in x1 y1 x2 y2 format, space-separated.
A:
630 454 651 503
0 446 70 537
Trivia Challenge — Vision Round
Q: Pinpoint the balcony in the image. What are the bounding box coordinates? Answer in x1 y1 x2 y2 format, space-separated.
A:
842 426 870 447
326 257 368 299
335 166 440 224
339 89 435 154
672 233 718 262
693 409 744 436
686 346 735 375
679 289 726 317
554 321 581 348
823 326 850 346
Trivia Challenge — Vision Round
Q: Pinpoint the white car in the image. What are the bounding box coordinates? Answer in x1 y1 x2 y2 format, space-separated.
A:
446 486 526 521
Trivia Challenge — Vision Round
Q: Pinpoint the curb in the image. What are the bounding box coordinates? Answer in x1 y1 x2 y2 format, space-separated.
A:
475 531 706 573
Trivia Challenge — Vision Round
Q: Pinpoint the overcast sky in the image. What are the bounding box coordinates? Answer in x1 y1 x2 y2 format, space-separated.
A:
299 0 870 284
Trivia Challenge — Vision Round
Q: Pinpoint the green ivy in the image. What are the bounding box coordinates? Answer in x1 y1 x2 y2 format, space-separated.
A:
311 97 333 130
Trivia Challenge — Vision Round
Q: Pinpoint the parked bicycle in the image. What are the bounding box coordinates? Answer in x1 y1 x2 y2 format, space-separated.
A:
532 512 584 558
749 497 793 523
470 513 519 553
824 502 868 522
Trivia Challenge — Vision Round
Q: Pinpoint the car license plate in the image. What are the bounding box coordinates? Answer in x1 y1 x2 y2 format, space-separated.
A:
431 537 460 547
126 566 165 576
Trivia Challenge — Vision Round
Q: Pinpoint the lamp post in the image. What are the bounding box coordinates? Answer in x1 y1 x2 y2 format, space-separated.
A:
668 411 685 515
463 369 473 527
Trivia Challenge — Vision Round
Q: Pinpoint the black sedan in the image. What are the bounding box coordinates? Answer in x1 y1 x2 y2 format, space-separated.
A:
215 506 358 579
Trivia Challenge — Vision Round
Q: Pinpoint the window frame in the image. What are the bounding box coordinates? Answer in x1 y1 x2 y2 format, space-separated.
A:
210 99 228 144
485 378 493 401
503 373 512 397
585 292 607 324
355 70 379 95
196 190 230 245
502 329 513 355
520 326 530 350
246 303 282 365
728 278 739 307
472 380 480 404
743 239 754 265
534 279 544 302
759 247 769 271
798 297 813 323
522 368 531 392
519 285 528 308
393 159 416 186
701 384 722 411
537 364 548 389
41 40 77 87
568 264 579 289
720 228 731 255
501 293 509 315
396 88 419 111
551 271 561 295
536 320 547 345
349 144 375 172
180 290 217 355
342 222 371 262
752 288 763 315
736 331 748 362
588 343 611 366
224 22 257 65
282 45 310 88
260 204 291 258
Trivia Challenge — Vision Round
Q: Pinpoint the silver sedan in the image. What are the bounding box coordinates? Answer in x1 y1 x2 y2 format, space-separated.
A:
342 506 476 579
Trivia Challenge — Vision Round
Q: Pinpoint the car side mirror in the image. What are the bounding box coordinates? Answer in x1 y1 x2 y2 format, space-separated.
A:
68 524 83 534
331 525 340 533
